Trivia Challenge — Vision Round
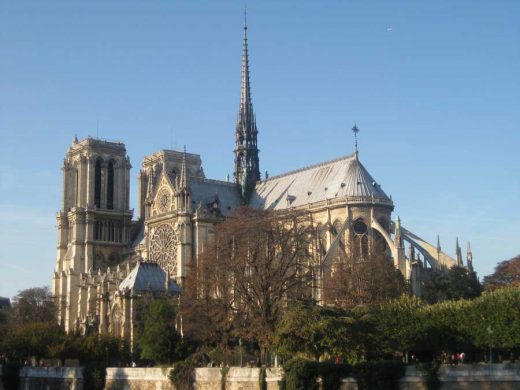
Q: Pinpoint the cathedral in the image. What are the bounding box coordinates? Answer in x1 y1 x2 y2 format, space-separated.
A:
52 19 473 347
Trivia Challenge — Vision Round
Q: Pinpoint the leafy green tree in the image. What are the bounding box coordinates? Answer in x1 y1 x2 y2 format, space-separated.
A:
0 322 64 360
483 255 520 290
8 286 55 325
138 299 184 364
374 296 424 358
274 301 349 361
422 266 482 304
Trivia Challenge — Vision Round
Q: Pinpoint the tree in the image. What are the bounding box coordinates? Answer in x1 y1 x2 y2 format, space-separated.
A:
483 255 520 291
138 299 184 364
0 322 64 361
274 301 349 361
325 251 409 308
8 286 55 325
422 266 482 304
182 207 315 362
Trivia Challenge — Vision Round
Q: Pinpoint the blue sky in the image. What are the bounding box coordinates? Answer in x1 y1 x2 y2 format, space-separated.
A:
1 1 519 298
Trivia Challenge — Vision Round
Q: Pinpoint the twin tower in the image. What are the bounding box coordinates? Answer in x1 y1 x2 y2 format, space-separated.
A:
53 19 260 331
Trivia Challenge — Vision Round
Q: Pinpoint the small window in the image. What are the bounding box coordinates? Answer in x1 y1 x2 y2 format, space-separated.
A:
353 220 368 235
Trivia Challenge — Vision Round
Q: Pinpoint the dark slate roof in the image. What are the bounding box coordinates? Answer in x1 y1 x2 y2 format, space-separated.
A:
190 178 242 217
119 262 181 294
251 154 392 210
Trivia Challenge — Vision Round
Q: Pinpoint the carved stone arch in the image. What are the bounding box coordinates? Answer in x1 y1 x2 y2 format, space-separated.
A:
315 223 328 256
94 158 104 208
110 303 122 338
352 218 369 258
94 251 105 270
371 218 398 260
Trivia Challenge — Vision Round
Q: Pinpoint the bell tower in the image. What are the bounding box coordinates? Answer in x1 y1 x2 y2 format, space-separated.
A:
53 137 133 332
234 12 260 202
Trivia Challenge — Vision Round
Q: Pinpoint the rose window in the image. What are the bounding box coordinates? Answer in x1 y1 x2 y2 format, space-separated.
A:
157 188 171 213
149 224 177 274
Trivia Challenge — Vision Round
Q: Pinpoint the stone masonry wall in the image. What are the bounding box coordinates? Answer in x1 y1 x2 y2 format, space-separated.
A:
14 363 520 390
105 367 174 390
18 367 83 390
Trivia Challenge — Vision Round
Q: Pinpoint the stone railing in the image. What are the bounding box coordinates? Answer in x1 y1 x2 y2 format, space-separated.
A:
19 366 84 390
12 363 520 390
105 367 173 390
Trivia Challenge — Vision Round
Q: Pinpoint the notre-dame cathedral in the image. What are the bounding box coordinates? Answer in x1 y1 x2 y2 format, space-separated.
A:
52 19 473 348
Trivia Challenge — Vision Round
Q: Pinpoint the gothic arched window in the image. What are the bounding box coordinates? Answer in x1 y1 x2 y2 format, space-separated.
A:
94 159 102 208
107 161 114 209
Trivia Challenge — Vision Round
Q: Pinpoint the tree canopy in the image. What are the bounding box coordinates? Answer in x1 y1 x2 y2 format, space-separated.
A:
421 266 482 304
8 286 55 326
138 299 185 364
483 255 520 290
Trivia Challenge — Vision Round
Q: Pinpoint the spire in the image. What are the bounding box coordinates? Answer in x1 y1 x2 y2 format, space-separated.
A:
179 145 188 190
240 9 252 115
178 146 190 212
437 235 441 252
456 237 463 266
352 124 360 160
234 10 260 203
466 241 474 272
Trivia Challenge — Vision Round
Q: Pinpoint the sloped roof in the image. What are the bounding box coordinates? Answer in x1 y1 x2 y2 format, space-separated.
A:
190 178 242 217
0 297 10 309
119 262 181 294
250 154 391 210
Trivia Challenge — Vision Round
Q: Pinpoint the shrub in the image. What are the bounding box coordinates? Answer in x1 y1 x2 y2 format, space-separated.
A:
281 358 319 390
352 361 405 390
1 362 21 390
169 360 195 390
317 361 352 390
83 362 106 390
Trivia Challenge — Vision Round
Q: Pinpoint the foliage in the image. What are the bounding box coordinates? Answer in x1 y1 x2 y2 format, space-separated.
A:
259 366 267 390
352 361 405 390
138 299 184 364
182 207 316 362
326 251 409 308
274 286 520 365
280 358 351 390
274 301 348 361
422 266 482 304
1 361 21 390
221 365 229 390
169 351 211 390
8 286 55 326
317 361 352 390
483 255 520 290
281 358 319 390
83 362 106 390
0 321 64 360
169 360 195 390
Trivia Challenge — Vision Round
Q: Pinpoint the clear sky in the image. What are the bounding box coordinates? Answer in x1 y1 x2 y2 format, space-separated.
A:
1 1 519 298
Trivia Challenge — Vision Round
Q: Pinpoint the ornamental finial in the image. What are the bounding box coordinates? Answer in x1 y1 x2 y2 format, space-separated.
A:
352 124 360 159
